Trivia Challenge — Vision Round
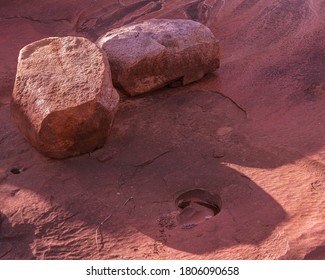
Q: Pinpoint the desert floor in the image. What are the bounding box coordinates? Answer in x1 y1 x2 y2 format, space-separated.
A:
0 0 324 259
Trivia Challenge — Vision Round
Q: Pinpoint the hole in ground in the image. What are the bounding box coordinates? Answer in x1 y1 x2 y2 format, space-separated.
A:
10 167 25 174
175 189 222 229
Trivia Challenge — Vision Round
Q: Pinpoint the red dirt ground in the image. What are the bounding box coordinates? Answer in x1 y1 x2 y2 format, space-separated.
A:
0 0 324 259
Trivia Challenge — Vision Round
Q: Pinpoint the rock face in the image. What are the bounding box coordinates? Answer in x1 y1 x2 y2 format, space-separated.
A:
11 36 119 159
97 19 219 96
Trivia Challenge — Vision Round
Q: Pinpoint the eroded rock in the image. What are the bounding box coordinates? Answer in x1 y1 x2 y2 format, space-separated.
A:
11 36 119 159
97 19 220 96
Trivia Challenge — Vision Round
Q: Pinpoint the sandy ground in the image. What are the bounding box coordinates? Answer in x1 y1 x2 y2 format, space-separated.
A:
0 0 324 259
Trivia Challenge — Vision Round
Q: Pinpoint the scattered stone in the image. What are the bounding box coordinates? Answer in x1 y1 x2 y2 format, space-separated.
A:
11 36 119 159
95 150 114 162
213 149 225 158
97 19 220 96
212 142 225 158
177 202 215 229
217 126 233 137
96 152 113 162
175 189 221 228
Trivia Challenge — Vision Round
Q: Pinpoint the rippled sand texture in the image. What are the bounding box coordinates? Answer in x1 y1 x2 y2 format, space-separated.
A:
0 0 324 259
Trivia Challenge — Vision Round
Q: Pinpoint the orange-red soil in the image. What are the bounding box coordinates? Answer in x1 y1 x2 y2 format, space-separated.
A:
0 0 324 259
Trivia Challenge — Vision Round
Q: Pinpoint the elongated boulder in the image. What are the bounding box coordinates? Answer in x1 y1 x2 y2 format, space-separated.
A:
97 19 220 96
11 36 119 159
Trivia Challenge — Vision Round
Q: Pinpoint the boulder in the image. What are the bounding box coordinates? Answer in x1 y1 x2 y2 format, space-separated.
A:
96 19 220 96
11 36 119 159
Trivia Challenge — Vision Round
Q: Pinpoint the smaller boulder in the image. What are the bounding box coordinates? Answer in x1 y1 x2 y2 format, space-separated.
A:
97 19 220 96
11 36 119 159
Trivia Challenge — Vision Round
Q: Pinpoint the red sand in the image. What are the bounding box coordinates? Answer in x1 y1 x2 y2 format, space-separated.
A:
0 0 324 259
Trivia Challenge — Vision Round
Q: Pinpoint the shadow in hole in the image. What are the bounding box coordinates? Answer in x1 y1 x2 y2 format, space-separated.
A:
0 212 35 259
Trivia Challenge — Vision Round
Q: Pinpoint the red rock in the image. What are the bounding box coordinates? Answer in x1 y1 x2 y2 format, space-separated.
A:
97 19 219 96
11 36 119 159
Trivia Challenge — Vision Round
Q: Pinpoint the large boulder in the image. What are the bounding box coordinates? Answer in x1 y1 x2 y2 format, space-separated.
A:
97 19 220 96
11 36 119 159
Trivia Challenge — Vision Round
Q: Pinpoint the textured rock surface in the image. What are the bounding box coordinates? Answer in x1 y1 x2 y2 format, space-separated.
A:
97 19 219 96
11 36 119 159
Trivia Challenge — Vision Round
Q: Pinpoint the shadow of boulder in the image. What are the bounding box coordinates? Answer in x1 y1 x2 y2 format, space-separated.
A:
304 244 325 260
0 212 35 259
